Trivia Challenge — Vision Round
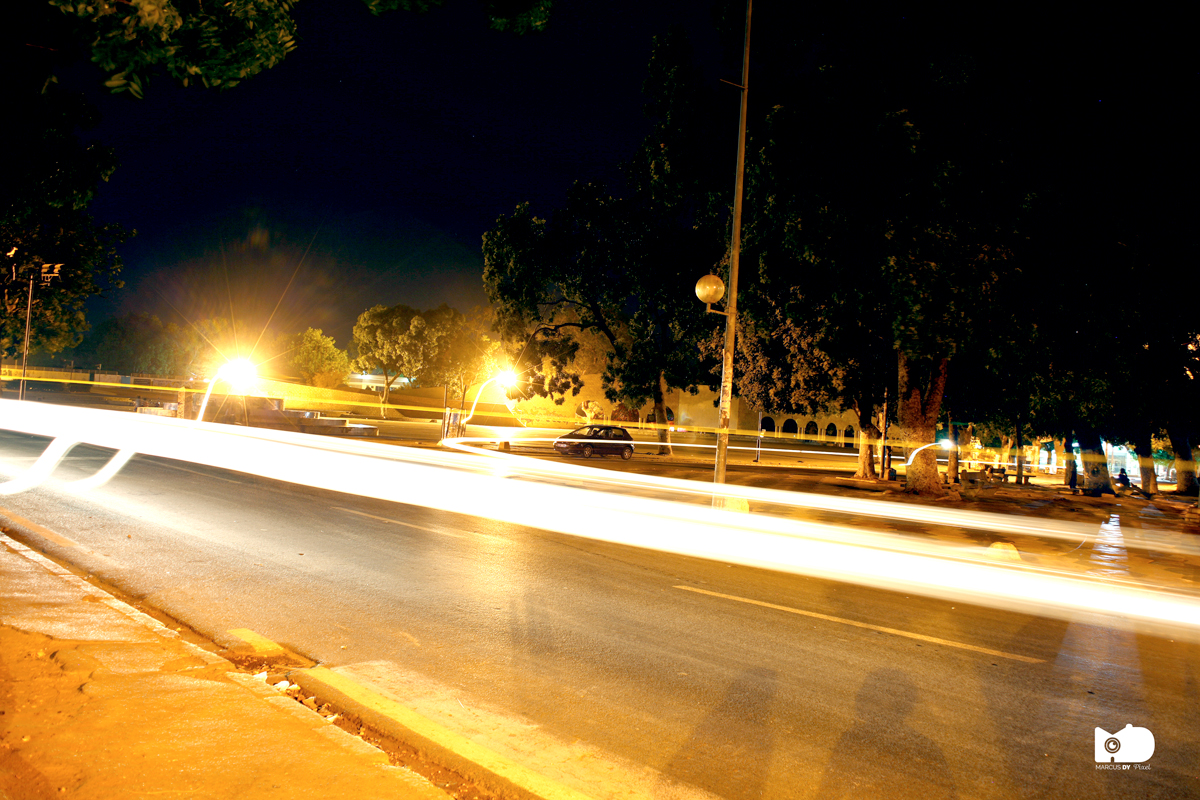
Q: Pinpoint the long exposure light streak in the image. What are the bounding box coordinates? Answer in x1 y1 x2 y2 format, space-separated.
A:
1 400 1197 640
444 437 1199 558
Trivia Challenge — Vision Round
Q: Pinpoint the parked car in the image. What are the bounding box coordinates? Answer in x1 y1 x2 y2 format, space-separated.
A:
554 425 635 460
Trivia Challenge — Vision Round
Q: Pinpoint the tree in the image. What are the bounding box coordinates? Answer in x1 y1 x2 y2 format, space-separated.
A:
351 303 457 410
286 328 350 388
483 31 725 454
731 51 1020 494
426 306 502 406
48 0 299 98
27 0 552 98
68 312 178 375
1 89 127 372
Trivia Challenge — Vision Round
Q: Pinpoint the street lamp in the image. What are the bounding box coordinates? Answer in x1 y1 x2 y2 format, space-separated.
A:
698 0 752 489
17 261 64 401
195 358 257 422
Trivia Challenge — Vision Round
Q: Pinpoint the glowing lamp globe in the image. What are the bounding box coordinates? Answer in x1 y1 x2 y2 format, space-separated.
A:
217 359 257 394
695 274 726 305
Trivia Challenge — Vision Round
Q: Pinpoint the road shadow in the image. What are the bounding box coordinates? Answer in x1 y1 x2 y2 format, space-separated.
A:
818 667 957 799
662 666 778 799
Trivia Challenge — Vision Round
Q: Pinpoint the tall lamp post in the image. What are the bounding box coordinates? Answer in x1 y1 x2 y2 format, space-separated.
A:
19 262 64 401
697 0 752 487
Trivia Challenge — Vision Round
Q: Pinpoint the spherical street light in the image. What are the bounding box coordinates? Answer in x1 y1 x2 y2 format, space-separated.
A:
218 358 257 394
695 274 726 305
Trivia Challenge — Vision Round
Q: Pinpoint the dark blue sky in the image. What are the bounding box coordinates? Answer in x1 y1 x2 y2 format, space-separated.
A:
53 2 1188 349
64 0 721 345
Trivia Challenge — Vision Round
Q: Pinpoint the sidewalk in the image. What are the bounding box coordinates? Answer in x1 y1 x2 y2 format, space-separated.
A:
0 533 450 800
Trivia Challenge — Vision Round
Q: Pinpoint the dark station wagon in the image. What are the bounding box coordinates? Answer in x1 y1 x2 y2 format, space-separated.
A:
553 425 635 460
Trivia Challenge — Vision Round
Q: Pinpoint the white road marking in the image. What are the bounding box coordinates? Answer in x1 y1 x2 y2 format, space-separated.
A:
675 584 1045 663
331 506 465 538
154 461 245 484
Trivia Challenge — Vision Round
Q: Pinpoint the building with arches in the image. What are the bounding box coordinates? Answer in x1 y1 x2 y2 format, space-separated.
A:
512 373 863 448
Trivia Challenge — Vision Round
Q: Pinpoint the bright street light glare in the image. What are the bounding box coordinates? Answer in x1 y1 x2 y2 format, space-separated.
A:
497 369 518 388
217 359 257 393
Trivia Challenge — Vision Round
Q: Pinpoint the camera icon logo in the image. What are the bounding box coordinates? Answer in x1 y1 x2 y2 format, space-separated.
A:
1095 724 1155 763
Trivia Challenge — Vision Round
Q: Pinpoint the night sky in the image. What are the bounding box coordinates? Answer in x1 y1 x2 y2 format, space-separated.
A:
60 0 720 346
46 2 1189 350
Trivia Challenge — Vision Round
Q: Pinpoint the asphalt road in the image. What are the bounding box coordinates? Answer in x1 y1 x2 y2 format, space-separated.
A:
0 430 1195 799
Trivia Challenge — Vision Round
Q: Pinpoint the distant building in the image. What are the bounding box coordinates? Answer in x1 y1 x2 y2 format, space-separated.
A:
512 373 860 447
344 371 410 393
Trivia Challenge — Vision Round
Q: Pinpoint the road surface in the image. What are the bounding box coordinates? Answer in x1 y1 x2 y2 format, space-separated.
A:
0 429 1194 799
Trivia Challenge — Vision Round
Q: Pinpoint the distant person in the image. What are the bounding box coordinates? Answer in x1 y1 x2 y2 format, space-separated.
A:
1117 468 1131 490
1066 457 1078 493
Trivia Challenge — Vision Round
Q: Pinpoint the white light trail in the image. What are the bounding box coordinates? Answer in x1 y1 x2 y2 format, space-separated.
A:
1 400 1197 640
444 437 1199 558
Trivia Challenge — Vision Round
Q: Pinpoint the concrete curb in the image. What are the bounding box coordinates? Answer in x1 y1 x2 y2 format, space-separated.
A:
290 666 595 800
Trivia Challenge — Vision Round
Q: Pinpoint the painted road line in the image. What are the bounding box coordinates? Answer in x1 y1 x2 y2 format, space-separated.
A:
675 585 1045 664
0 506 81 549
155 461 245 484
0 506 124 569
294 666 596 800
331 506 465 538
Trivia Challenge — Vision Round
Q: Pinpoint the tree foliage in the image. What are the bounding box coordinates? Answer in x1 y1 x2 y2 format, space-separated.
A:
67 312 179 375
286 327 350 388
351 303 459 405
426 306 502 405
49 0 299 97
36 0 552 98
2 89 127 361
483 30 725 451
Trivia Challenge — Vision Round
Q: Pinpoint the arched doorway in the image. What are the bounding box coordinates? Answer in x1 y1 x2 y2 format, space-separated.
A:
761 416 776 433
825 423 838 440
804 421 819 439
782 418 798 435
844 425 856 448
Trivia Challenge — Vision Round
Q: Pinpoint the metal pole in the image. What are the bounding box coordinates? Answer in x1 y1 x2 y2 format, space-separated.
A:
19 274 34 401
754 410 762 462
879 387 889 477
714 0 752 488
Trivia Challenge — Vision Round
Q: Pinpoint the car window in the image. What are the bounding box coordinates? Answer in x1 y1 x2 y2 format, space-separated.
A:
569 427 589 437
617 429 631 440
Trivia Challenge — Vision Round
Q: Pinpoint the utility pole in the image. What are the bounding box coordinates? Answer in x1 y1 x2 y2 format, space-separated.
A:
18 263 63 401
19 272 34 401
712 0 752 487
